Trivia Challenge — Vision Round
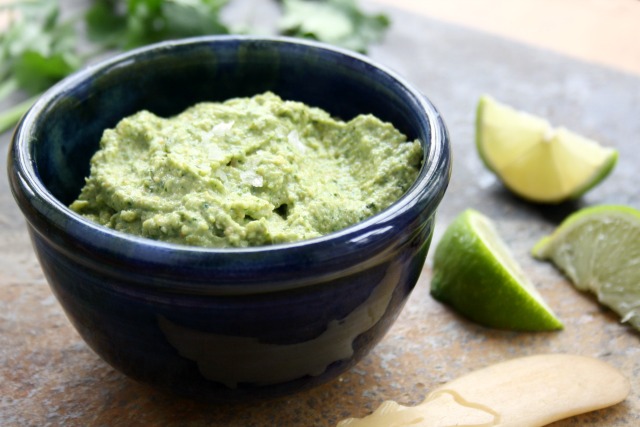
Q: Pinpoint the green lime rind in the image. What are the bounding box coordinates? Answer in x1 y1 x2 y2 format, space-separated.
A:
475 95 495 174
566 150 618 200
431 209 563 331
532 205 640 258
532 205 640 331
475 95 618 204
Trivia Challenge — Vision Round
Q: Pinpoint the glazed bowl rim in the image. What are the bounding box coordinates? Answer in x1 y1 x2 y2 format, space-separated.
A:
10 35 450 271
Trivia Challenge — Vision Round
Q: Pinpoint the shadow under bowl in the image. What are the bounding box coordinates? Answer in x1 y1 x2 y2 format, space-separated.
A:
8 36 451 401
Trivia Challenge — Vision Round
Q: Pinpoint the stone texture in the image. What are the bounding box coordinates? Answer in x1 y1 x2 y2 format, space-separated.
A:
1 3 639 426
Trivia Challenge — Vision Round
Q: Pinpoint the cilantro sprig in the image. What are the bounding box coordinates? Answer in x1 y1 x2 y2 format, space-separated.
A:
0 0 82 132
85 0 230 50
0 0 390 134
279 0 390 53
0 0 81 93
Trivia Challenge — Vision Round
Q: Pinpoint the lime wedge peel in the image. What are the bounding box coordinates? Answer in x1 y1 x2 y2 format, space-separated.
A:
533 205 640 331
431 209 563 331
476 95 618 204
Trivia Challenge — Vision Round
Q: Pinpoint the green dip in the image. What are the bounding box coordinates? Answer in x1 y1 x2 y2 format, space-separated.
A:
70 92 422 247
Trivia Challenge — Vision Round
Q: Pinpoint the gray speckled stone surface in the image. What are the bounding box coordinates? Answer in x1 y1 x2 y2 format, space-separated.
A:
1 3 639 426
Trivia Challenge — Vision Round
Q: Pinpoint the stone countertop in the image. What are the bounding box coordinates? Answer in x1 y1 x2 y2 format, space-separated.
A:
2 4 639 426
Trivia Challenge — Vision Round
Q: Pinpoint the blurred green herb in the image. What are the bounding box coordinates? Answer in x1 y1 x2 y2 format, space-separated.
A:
279 0 389 53
0 0 82 132
0 0 83 132
85 0 230 49
0 0 390 134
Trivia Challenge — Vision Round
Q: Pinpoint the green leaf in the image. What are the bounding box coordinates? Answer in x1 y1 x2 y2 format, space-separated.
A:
85 0 230 50
14 50 80 93
279 0 390 53
85 0 128 48
162 0 230 39
125 0 167 47
0 0 82 133
0 94 40 134
0 0 81 94
0 78 19 102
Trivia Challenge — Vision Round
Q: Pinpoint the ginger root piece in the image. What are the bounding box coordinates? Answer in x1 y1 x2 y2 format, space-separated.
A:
338 354 630 427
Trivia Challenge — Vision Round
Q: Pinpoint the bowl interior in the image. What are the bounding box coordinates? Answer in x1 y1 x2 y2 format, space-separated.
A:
30 37 432 207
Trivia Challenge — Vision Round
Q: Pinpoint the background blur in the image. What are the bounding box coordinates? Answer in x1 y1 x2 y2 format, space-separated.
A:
2 0 639 75
374 0 640 76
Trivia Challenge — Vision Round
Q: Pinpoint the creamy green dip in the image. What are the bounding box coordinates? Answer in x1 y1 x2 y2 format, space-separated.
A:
70 92 422 247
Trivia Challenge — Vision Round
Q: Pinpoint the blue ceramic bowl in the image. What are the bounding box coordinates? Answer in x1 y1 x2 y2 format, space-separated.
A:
8 36 451 401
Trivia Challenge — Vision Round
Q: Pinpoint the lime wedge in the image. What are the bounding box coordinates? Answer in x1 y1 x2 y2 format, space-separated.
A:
431 209 563 331
476 95 618 203
533 205 640 331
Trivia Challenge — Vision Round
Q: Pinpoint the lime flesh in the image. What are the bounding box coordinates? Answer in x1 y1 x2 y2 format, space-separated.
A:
476 95 618 203
533 205 640 331
431 209 563 331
